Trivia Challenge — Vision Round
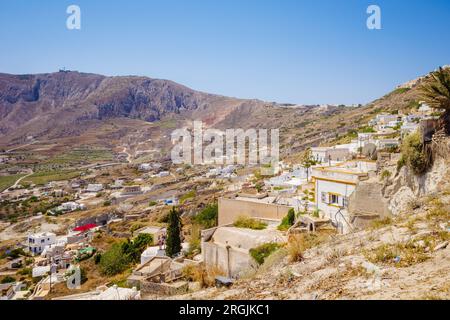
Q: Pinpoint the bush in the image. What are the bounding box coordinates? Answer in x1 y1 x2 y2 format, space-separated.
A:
1 275 16 284
182 263 224 288
397 154 406 171
179 190 196 204
5 248 26 259
194 203 218 229
149 201 157 207
99 234 152 276
99 243 129 276
400 132 429 175
249 243 281 265
287 231 335 263
380 170 392 181
233 216 267 230
278 209 296 231
122 233 153 263
287 235 305 263
17 267 32 277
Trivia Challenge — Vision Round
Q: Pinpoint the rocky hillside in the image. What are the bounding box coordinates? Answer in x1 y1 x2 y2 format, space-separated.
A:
0 71 270 144
158 138 450 300
0 68 445 159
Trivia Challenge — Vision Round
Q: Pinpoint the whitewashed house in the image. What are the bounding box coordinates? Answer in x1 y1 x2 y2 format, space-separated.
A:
28 232 57 255
312 161 377 233
311 147 350 163
85 184 103 193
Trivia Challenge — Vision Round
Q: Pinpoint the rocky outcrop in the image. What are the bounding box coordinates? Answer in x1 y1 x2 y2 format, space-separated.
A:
385 138 450 215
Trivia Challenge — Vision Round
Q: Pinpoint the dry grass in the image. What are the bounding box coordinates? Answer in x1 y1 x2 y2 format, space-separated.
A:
287 235 305 263
325 248 345 265
233 216 267 230
182 263 225 288
257 247 288 274
370 217 393 230
364 241 430 268
287 230 335 263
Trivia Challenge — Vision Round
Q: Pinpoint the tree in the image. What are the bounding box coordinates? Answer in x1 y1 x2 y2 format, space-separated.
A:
419 67 450 134
122 233 153 263
300 148 316 181
166 207 182 258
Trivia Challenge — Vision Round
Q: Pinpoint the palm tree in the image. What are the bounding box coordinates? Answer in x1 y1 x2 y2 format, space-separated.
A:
419 67 450 134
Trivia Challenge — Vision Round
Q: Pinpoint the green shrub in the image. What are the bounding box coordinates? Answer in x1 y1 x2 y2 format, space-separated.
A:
180 190 196 204
380 170 392 181
401 132 429 175
1 275 16 284
278 209 296 231
250 243 281 265
194 203 218 229
233 216 267 230
99 243 129 276
17 267 32 277
122 233 153 263
397 154 406 171
5 248 26 259
99 234 152 276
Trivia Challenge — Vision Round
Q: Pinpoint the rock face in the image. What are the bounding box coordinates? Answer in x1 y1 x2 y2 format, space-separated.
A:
385 139 450 215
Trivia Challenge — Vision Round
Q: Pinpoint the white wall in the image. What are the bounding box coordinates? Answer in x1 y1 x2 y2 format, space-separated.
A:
315 179 355 232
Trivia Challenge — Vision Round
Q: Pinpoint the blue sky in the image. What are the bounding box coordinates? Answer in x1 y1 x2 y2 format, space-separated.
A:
1 0 450 104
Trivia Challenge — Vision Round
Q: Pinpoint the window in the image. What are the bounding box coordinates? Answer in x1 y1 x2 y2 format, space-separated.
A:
329 193 340 206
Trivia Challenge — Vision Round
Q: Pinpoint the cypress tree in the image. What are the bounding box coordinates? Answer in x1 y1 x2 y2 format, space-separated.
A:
166 206 182 257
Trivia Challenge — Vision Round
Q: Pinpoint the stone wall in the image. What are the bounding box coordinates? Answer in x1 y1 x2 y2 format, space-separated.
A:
140 280 189 296
202 242 255 278
348 180 391 228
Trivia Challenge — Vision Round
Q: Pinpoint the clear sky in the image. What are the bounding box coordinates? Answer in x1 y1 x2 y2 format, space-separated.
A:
1 0 450 105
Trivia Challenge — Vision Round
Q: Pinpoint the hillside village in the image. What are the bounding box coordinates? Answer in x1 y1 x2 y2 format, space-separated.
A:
0 69 449 300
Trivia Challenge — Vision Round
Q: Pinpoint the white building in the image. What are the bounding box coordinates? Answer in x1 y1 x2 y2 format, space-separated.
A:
312 161 377 234
27 232 56 255
418 103 433 115
311 147 351 163
156 171 170 177
28 232 57 255
55 202 85 213
374 114 400 125
85 184 103 193
401 122 419 137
